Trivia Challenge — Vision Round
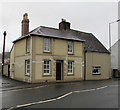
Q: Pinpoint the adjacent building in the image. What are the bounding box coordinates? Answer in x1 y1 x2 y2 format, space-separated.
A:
2 52 10 76
9 13 111 83
118 1 120 73
111 40 120 77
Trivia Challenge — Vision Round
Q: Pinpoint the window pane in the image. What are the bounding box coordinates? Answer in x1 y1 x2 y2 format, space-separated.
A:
46 70 49 73
27 65 30 68
47 65 49 69
46 61 49 64
44 65 47 69
44 70 47 73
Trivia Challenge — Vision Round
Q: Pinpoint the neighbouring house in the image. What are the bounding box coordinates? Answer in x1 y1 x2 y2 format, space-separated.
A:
9 13 111 83
0 54 2 74
111 40 120 77
2 52 10 76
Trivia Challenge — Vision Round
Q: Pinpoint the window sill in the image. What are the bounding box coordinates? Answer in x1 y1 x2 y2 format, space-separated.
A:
67 73 74 76
43 51 52 54
26 51 30 54
92 73 101 75
25 74 30 76
25 53 30 55
42 74 52 77
68 53 74 55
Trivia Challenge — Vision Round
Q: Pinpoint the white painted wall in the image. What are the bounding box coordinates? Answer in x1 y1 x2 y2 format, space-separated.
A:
111 40 119 70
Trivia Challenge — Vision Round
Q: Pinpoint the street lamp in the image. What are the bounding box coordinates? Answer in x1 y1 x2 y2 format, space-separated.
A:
109 19 120 52
2 31 7 76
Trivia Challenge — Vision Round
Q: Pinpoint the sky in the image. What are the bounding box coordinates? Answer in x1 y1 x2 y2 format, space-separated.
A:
0 0 119 53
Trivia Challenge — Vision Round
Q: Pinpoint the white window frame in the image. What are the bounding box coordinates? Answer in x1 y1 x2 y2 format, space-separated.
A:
67 61 74 75
25 59 30 76
26 37 30 53
44 38 51 52
43 60 51 75
68 41 73 54
92 66 101 75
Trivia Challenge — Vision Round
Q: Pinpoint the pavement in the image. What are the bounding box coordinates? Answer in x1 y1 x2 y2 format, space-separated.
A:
1 75 119 91
1 75 50 91
1 75 85 91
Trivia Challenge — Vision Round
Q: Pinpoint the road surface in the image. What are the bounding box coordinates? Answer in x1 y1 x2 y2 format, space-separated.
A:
1 78 119 109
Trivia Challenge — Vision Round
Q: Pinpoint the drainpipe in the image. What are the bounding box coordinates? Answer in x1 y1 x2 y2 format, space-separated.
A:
29 34 32 83
84 50 86 81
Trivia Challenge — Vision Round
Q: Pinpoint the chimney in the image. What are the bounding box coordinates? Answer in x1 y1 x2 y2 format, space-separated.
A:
21 13 29 36
59 19 71 30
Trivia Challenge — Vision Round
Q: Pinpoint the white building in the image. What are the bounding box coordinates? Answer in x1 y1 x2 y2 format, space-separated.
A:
111 39 120 77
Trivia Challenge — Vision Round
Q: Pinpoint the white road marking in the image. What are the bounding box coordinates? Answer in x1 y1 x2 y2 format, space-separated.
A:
57 92 73 100
108 85 119 87
96 86 108 90
74 88 96 93
38 98 57 103
7 85 112 110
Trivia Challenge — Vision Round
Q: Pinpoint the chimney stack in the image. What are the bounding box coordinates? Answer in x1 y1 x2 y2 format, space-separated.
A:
21 13 29 36
59 19 71 30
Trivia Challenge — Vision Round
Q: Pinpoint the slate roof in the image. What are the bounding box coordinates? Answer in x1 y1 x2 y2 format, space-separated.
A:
13 26 85 42
13 26 110 54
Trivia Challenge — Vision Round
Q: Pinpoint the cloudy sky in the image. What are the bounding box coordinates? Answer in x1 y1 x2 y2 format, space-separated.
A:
0 0 119 53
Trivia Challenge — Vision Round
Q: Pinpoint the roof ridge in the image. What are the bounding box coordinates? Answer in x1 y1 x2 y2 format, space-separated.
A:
40 25 59 30
70 29 92 35
40 25 92 35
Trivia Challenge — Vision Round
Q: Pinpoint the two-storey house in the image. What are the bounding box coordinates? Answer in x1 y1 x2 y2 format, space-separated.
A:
10 13 111 83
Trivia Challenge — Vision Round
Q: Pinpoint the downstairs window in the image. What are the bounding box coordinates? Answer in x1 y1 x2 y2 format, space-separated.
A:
92 66 101 75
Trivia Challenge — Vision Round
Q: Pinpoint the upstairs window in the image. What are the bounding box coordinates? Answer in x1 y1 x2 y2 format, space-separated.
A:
25 59 30 76
92 66 101 75
68 41 73 54
26 37 30 53
44 38 51 52
68 61 74 75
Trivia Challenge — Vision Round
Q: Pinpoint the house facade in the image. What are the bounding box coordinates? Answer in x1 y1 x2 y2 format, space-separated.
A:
9 13 111 83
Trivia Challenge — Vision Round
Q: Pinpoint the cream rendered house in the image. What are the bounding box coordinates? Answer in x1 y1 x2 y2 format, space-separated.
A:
10 13 111 83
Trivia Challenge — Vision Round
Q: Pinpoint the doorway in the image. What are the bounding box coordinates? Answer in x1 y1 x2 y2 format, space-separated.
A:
56 60 63 80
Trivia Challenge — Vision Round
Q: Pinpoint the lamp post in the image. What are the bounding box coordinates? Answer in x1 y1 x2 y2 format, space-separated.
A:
109 19 120 52
2 31 7 76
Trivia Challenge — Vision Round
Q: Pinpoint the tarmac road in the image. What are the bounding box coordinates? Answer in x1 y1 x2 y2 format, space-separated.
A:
1 78 119 109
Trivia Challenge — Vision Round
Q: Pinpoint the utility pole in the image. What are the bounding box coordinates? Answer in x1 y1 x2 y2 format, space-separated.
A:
2 31 7 76
109 19 120 52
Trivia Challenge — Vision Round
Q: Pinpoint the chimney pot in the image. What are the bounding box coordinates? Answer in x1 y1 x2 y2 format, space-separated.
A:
23 13 28 19
62 18 66 22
